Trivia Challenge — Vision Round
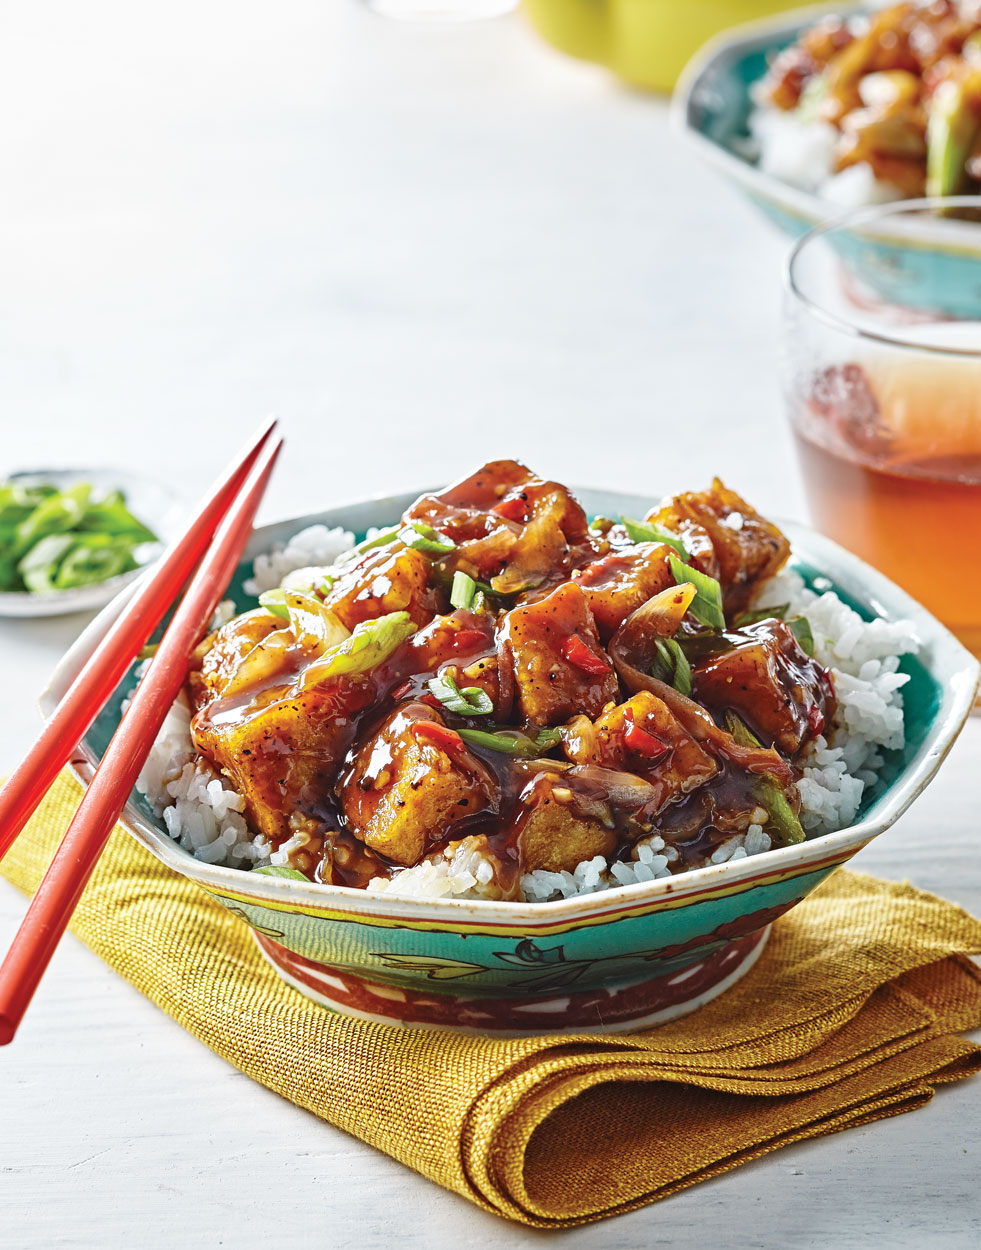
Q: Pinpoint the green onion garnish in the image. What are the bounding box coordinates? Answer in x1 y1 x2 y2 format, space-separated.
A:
733 604 789 628
652 638 692 697
457 726 562 757
253 865 310 881
788 615 815 657
619 516 688 559
668 555 725 631
397 522 456 556
724 712 805 847
428 672 494 716
0 480 157 595
258 588 290 619
355 527 400 554
302 611 415 686
450 570 477 611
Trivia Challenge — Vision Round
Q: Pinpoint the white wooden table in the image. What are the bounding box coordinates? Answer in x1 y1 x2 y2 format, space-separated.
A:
2 5 979 1247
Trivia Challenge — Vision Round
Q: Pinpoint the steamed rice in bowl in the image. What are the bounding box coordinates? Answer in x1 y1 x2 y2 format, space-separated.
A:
133 463 918 905
749 2 981 210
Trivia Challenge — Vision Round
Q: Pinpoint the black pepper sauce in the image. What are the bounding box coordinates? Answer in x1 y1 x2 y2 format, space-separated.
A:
189 468 841 891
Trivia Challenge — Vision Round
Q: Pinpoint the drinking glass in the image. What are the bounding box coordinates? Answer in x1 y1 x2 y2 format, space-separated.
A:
783 198 981 669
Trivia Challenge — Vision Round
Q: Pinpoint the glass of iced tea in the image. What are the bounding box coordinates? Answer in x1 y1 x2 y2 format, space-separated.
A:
784 198 981 670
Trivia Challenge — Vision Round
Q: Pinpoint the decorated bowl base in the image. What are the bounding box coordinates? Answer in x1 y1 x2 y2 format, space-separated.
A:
254 925 770 1036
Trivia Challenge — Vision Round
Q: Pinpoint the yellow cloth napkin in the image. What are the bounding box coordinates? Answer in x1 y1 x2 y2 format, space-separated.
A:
4 773 981 1228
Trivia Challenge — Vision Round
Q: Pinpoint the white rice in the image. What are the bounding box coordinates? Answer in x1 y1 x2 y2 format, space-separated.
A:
749 97 906 210
135 529 918 900
243 523 357 595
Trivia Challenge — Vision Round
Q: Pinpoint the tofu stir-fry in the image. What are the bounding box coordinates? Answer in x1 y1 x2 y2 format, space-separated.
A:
760 1 981 198
187 463 835 897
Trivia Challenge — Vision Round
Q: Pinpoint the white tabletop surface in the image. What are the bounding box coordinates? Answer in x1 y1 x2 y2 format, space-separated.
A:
2 4 979 1247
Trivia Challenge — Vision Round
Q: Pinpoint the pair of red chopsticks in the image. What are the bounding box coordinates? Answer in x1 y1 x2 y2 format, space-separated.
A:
0 420 284 1044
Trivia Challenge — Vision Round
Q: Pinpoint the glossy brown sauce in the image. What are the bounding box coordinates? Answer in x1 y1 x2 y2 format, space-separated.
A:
187 465 830 891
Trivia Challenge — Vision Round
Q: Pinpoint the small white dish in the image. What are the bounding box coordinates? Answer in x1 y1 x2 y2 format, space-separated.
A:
0 467 183 618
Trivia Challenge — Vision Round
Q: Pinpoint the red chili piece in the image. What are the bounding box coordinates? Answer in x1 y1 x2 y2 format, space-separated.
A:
623 722 669 759
412 721 466 755
491 496 528 524
561 634 610 676
452 629 491 652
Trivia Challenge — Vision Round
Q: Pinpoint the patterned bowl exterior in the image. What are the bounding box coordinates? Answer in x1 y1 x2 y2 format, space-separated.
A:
46 487 979 1032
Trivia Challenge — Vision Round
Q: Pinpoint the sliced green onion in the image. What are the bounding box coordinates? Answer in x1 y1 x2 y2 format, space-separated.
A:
652 638 692 697
355 526 401 554
450 570 477 611
397 522 455 556
619 515 688 559
282 590 350 656
733 603 789 628
0 480 156 594
668 555 725 631
253 865 310 881
258 588 290 619
457 726 561 757
302 610 415 686
724 713 805 847
788 615 815 657
54 539 133 589
13 483 91 556
17 534 76 593
428 672 494 716
77 492 157 543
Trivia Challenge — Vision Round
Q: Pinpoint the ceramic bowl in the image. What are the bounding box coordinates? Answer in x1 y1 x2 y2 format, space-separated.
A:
44 488 979 1035
0 467 183 618
673 6 981 318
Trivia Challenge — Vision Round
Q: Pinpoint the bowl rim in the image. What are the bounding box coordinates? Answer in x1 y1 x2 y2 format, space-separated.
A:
44 484 980 923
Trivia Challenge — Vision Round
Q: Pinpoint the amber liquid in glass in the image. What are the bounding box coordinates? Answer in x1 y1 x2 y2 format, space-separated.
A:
793 358 981 659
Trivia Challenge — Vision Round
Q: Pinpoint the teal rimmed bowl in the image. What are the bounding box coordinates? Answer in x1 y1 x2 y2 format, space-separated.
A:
43 487 979 1035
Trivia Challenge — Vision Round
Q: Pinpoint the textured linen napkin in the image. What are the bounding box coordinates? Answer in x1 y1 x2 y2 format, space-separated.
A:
4 772 981 1228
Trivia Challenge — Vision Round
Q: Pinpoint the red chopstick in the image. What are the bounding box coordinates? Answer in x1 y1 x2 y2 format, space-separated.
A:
0 435 283 1044
0 417 277 866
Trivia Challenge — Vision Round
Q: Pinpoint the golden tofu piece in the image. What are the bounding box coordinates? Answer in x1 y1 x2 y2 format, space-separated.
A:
517 773 616 874
575 543 675 639
499 582 618 726
647 479 790 615
192 677 376 842
692 619 832 755
340 704 497 866
564 692 718 816
325 544 436 633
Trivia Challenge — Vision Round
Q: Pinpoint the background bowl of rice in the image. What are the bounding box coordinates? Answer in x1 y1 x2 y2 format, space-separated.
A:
44 486 979 1035
673 4 946 233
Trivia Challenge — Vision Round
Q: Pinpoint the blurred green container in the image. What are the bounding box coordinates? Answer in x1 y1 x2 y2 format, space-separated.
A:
521 0 810 92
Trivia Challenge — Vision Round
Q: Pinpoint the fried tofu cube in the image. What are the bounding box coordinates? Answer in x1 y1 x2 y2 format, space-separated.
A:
499 582 618 726
324 544 436 633
192 678 375 842
190 608 284 707
563 692 718 816
517 773 617 874
575 543 675 639
339 704 497 865
692 619 831 755
647 479 790 615
405 459 593 589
